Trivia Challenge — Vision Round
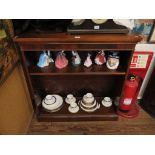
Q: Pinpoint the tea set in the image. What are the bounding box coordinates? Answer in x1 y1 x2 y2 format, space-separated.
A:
42 93 113 113
42 94 63 112
37 50 120 70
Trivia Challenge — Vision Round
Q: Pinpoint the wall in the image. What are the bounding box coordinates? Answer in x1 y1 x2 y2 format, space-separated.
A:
0 64 33 134
135 43 155 99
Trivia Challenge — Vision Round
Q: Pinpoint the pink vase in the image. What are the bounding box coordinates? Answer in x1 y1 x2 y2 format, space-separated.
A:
55 51 68 69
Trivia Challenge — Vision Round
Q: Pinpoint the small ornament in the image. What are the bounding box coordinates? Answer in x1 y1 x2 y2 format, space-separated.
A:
47 50 54 63
84 53 92 68
68 102 79 113
37 51 50 68
65 94 76 104
55 51 68 69
106 51 120 70
71 51 81 67
102 97 112 107
95 50 106 65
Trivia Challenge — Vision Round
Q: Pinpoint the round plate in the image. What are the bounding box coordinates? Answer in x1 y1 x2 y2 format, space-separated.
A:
68 106 79 113
43 104 63 113
79 101 100 112
80 100 97 109
102 100 112 107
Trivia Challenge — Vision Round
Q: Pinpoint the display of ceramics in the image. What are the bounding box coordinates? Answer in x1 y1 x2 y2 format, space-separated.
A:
102 97 112 107
95 50 106 65
55 51 68 69
37 51 50 68
106 51 120 70
65 94 76 104
42 94 63 112
79 93 100 112
84 53 92 68
68 102 79 113
71 51 81 67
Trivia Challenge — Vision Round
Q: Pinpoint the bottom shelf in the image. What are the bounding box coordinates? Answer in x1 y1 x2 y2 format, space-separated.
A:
37 97 118 121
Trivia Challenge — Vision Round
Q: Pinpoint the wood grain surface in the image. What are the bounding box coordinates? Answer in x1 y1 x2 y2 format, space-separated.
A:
28 106 155 135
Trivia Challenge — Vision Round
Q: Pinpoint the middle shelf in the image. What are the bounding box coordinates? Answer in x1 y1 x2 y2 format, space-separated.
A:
29 64 126 76
25 50 131 76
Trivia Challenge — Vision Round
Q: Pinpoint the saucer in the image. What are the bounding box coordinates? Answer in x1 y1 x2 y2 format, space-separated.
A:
79 101 100 112
68 106 79 113
80 100 97 109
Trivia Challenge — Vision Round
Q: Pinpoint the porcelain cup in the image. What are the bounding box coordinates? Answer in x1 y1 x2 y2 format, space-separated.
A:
83 93 94 104
70 102 77 108
67 94 74 101
44 95 56 105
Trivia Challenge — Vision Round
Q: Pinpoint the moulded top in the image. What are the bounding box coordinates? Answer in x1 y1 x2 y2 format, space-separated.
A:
14 32 142 44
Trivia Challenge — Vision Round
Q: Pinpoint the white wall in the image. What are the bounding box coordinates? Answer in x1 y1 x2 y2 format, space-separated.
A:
135 43 155 99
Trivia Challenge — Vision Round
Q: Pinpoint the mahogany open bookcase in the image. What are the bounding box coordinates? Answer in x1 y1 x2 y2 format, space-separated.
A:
14 32 141 122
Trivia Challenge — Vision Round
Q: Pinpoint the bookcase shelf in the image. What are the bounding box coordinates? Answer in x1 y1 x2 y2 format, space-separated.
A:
29 64 126 76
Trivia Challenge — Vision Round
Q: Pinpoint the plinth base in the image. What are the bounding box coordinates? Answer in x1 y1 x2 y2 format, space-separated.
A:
117 103 139 118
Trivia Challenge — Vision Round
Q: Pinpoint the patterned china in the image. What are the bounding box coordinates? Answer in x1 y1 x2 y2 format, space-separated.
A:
68 102 79 113
42 94 63 112
102 97 112 107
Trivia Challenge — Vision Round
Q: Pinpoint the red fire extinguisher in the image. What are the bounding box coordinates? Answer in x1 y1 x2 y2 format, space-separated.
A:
119 75 139 112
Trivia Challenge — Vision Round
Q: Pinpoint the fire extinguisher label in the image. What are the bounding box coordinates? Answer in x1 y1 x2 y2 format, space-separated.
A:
123 98 132 105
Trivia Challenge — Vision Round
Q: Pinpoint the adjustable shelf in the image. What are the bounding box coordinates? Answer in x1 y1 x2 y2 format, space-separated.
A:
28 64 126 76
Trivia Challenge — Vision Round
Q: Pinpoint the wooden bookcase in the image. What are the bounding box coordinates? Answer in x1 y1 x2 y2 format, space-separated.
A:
14 32 141 122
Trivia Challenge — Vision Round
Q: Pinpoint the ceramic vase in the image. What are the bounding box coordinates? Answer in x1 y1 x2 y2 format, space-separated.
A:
95 50 106 65
71 51 81 67
84 53 92 68
55 51 68 69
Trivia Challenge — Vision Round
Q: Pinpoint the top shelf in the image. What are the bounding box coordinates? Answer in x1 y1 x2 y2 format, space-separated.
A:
14 33 142 51
14 32 142 44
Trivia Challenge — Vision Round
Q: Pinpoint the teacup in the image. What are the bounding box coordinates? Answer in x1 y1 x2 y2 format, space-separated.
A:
70 102 77 108
83 93 94 104
67 94 74 100
102 97 112 107
44 95 56 105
